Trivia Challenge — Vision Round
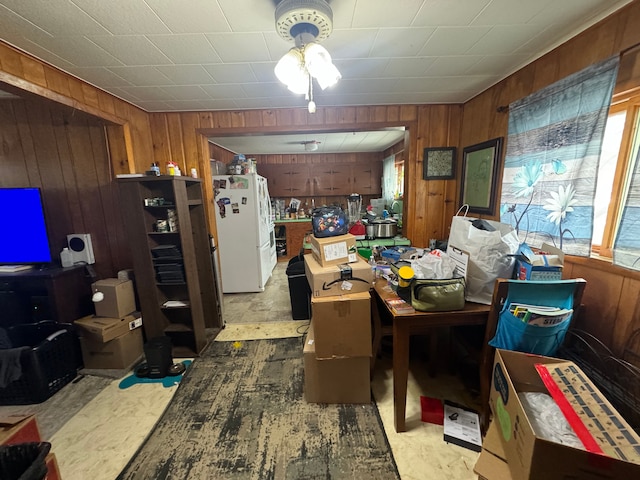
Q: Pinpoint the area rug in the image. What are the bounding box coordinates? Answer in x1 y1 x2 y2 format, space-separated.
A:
117 337 400 480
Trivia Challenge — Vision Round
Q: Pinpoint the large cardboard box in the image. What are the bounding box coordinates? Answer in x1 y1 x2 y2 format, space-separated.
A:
304 254 373 298
80 328 143 369
513 243 564 281
303 322 370 404
474 421 512 480
74 312 142 343
309 233 358 267
91 278 136 318
311 291 372 358
0 414 41 445
490 349 640 480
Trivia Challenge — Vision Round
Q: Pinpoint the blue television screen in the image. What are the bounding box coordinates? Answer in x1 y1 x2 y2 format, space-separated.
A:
0 188 52 265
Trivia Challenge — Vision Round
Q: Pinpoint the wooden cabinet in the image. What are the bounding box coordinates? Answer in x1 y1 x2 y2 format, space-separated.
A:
352 162 382 195
274 221 312 261
261 161 382 198
310 164 352 195
261 164 311 197
117 176 222 357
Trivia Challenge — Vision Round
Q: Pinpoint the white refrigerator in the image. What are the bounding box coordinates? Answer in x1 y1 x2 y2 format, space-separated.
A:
213 173 277 293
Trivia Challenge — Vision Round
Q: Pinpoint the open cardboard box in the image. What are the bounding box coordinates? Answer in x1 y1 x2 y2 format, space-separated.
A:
490 349 640 480
514 242 564 281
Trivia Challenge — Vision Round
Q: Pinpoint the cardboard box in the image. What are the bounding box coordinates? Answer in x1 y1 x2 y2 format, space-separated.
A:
80 328 143 369
513 243 564 281
303 322 370 404
490 349 640 480
0 414 41 445
46 453 62 480
310 233 358 267
474 421 512 480
304 254 373 298
311 291 372 358
75 312 142 343
91 278 136 318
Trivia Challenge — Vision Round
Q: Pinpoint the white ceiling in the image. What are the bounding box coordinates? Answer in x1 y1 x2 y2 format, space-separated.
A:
0 0 633 114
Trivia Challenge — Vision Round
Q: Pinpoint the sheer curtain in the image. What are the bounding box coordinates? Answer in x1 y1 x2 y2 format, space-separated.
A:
499 56 619 256
613 148 640 270
382 154 397 207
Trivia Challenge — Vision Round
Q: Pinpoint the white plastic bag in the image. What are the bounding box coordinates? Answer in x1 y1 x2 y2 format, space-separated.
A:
411 249 456 279
447 206 519 304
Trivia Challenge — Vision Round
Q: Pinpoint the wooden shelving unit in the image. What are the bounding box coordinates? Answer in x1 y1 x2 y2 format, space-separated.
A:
117 176 222 357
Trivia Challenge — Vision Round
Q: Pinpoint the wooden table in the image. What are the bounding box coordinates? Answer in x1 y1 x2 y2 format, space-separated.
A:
371 279 491 432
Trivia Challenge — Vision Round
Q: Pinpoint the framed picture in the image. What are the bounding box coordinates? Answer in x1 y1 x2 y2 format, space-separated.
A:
460 137 503 215
423 147 456 180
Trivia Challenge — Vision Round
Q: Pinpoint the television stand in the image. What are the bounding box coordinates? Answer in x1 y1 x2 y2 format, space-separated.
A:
0 265 93 326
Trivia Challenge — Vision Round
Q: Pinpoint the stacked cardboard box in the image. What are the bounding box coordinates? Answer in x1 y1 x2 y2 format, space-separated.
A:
302 245 374 404
74 278 143 369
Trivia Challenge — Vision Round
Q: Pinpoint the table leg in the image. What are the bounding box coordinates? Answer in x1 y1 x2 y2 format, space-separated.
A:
393 321 410 432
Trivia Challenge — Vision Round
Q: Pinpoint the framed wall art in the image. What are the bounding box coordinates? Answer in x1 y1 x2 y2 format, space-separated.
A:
459 137 503 215
423 147 456 180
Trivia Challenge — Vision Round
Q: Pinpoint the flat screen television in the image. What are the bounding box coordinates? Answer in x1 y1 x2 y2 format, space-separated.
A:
0 187 52 265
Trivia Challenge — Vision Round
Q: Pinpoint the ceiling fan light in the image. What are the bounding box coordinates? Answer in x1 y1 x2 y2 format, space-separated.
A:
275 49 308 94
315 63 341 90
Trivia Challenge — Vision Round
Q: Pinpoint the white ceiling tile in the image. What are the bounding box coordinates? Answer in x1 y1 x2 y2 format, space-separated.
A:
330 0 357 29
1 0 109 35
528 0 633 26
472 0 556 26
154 65 214 85
419 27 491 56
146 34 222 64
69 67 133 87
333 78 399 95
16 38 78 72
88 36 172 66
370 27 435 57
321 29 379 59
117 86 177 102
217 0 275 32
205 64 259 83
249 63 279 83
414 0 492 26
466 25 543 55
395 75 497 93
0 5 53 43
351 0 425 28
147 0 231 34
200 84 248 99
234 98 277 109
159 85 210 101
106 86 143 102
383 58 437 77
205 33 271 63
334 58 390 79
425 56 484 76
107 66 173 86
31 36 123 67
264 32 295 62
71 0 170 34
242 82 286 98
464 55 529 76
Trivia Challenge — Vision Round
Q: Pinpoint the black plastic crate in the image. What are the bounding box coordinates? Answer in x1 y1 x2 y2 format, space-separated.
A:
0 442 50 480
0 321 82 405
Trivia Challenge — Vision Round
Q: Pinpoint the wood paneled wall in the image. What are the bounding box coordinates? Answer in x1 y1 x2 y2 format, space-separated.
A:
460 0 640 358
0 98 127 279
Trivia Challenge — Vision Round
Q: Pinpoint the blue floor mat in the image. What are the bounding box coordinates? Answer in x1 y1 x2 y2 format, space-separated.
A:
118 360 192 389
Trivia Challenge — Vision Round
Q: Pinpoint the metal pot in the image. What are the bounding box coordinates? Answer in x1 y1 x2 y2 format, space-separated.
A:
365 223 376 240
371 219 398 238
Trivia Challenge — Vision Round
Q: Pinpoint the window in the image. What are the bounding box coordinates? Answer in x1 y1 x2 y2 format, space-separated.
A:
595 92 640 257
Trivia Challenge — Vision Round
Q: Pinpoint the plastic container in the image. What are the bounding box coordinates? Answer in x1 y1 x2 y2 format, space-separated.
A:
286 255 311 320
60 247 73 268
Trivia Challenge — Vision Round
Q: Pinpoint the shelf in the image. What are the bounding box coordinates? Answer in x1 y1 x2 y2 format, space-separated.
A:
164 323 193 333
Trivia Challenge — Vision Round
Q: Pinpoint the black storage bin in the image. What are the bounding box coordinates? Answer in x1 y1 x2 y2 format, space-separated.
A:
286 254 311 320
0 442 50 480
0 321 82 405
